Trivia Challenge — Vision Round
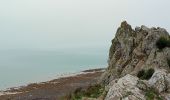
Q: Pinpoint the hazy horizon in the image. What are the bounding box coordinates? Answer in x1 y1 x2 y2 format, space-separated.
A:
0 0 170 91
0 0 170 50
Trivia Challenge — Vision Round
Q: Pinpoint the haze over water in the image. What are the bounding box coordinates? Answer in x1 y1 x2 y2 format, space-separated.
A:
0 0 170 89
0 48 107 90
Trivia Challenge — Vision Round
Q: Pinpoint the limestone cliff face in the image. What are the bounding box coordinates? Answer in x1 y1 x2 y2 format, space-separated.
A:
78 22 170 100
72 22 170 100
101 21 170 85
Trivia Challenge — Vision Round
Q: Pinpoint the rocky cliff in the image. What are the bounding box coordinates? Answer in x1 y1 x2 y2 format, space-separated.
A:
100 21 170 100
101 21 170 84
66 21 170 100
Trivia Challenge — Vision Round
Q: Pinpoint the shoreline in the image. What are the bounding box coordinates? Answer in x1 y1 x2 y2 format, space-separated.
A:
1 67 105 91
0 68 105 100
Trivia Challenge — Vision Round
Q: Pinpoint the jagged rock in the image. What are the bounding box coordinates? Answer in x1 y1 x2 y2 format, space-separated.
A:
148 69 168 93
164 94 170 100
147 69 170 94
136 80 149 91
135 26 141 32
99 21 170 100
123 95 143 100
101 21 170 85
105 74 145 100
166 73 170 92
105 79 118 92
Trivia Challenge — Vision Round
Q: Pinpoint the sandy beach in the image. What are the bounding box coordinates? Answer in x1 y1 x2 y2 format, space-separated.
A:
0 68 104 100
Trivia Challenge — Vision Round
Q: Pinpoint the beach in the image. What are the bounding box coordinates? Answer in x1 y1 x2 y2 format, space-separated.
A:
0 68 104 100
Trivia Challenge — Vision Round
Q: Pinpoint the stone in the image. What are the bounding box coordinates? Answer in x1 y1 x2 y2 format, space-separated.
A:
99 21 170 100
105 74 145 100
164 94 170 100
100 21 170 85
148 69 167 93
135 26 141 32
136 80 149 91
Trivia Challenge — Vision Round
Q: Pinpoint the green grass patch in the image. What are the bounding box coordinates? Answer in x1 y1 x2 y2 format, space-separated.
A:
83 84 104 98
63 84 105 100
145 88 163 100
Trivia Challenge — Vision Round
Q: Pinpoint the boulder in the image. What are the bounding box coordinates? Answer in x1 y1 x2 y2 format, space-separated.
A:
105 74 145 100
148 69 168 93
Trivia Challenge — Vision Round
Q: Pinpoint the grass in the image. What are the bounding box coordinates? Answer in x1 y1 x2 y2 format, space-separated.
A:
156 37 170 50
137 68 155 80
145 88 163 100
84 85 104 98
62 84 105 100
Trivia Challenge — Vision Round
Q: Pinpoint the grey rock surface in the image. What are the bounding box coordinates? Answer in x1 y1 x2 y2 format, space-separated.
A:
105 74 145 100
101 21 170 84
100 21 170 100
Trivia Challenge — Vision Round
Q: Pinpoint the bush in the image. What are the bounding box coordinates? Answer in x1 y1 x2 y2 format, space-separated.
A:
137 69 145 79
145 88 163 100
145 88 155 100
63 84 105 100
84 84 104 98
168 59 170 68
137 68 155 80
156 37 170 50
144 68 155 80
73 87 84 99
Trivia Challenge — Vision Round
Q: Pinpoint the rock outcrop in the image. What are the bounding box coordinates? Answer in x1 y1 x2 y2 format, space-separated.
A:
101 21 170 84
105 74 145 100
69 21 170 100
99 21 170 100
105 70 170 100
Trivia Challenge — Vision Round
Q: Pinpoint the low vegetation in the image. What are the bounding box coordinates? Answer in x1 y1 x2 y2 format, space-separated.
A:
62 84 105 100
156 37 170 50
145 88 163 100
168 59 170 68
137 69 145 79
137 68 155 80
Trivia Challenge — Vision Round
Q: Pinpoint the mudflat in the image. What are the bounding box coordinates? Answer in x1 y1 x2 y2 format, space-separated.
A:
0 68 104 100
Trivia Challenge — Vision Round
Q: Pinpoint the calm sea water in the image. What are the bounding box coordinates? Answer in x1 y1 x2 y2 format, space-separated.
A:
0 48 108 90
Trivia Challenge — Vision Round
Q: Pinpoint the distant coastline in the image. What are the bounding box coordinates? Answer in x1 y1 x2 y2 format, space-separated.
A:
0 49 107 90
0 68 105 99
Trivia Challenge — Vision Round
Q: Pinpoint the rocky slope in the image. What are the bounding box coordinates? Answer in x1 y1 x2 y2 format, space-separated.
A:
76 21 170 100
99 21 170 100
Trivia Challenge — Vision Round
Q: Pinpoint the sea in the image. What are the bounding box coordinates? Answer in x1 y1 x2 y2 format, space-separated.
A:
0 48 108 90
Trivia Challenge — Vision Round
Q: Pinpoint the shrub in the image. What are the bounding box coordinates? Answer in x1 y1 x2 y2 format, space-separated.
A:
63 84 105 100
84 84 104 98
144 68 155 80
145 88 163 100
168 59 170 68
73 87 84 99
137 69 145 79
156 37 170 50
145 88 155 100
137 68 155 80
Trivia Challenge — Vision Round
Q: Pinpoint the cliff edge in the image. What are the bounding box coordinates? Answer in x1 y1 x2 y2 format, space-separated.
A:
64 21 170 100
100 21 170 100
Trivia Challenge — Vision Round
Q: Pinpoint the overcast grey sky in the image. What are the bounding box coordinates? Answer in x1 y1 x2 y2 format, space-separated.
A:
0 0 169 50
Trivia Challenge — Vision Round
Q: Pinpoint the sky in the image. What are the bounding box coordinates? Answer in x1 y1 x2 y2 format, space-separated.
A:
0 0 170 50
